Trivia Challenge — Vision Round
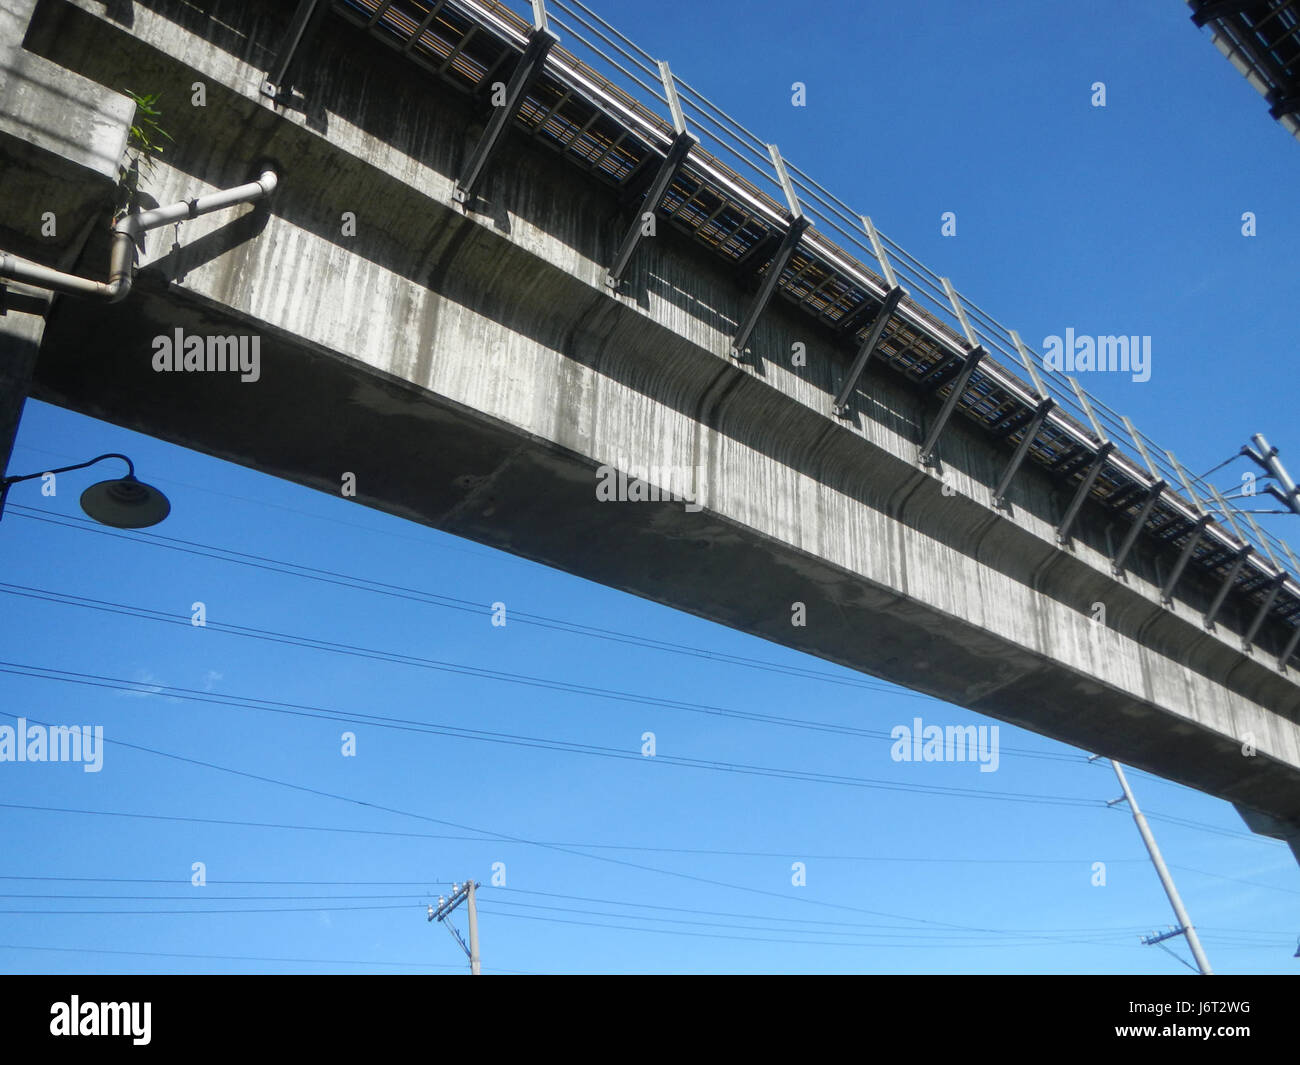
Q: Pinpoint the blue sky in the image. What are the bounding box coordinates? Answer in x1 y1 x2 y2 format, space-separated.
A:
1 0 1297 974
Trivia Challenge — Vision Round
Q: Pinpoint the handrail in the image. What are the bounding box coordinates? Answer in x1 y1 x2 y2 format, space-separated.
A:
339 0 1300 634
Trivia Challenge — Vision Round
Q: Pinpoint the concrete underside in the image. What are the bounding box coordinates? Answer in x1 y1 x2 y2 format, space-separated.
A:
11 0 1300 842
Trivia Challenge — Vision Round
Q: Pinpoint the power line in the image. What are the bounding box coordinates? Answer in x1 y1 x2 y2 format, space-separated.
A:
1 550 1274 834
0 583 957 743
0 884 1149 936
0 898 1118 950
0 581 1088 759
469 906 1145 951
7 875 1287 934
0 710 1127 942
0 505 1167 768
0 798 488 842
0 942 483 970
487 886 1151 935
0 903 424 915
1144 810 1272 843
1169 864 1300 897
4 503 922 697
0 663 1101 806
0 796 1268 865
0 893 452 902
0 874 453 886
478 899 1137 945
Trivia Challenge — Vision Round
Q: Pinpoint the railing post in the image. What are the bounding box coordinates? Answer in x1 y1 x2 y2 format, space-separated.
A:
860 215 897 291
1008 329 1047 400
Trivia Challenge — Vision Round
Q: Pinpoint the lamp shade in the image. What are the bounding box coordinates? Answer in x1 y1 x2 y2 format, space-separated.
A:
79 475 171 528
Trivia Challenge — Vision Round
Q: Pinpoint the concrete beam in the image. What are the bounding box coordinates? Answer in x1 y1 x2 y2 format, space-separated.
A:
14 0 1300 842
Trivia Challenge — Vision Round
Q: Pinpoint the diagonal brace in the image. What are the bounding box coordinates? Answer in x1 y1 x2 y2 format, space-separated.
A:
1056 442 1115 544
606 132 696 289
262 0 332 99
1160 514 1211 604
454 28 558 204
1205 546 1251 629
832 286 903 416
1111 480 1166 575
1280 622 1300 671
1242 573 1286 651
991 397 1055 507
918 346 985 467
730 216 809 359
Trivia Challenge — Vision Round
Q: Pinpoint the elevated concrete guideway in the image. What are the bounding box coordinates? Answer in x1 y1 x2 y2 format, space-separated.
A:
4 0 1300 856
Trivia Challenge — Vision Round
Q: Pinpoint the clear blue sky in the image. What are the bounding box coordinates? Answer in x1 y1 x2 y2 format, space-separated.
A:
1 0 1297 975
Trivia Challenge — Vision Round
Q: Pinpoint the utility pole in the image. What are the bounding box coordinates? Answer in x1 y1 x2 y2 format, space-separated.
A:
427 880 482 975
1101 758 1213 975
467 880 481 976
1244 433 1300 516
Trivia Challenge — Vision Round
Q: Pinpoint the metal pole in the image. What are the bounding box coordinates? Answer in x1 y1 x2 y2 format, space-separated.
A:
1250 433 1300 516
467 881 481 975
1110 760 1213 975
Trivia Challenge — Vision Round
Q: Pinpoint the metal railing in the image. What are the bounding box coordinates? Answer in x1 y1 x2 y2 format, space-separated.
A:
538 0 1299 577
334 0 1300 654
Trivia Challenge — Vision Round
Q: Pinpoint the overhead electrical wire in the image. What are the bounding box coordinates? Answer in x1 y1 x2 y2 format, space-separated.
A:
0 663 1100 806
1 487 1287 958
0 709 1132 943
0 581 1084 762
0 942 488 970
4 503 914 697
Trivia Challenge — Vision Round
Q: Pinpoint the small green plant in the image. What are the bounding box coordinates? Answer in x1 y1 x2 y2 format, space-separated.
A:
116 89 174 217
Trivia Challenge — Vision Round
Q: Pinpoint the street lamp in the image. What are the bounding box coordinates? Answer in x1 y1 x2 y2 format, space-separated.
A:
0 452 170 528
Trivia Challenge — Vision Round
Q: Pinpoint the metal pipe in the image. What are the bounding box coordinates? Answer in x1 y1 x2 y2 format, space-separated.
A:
0 169 278 304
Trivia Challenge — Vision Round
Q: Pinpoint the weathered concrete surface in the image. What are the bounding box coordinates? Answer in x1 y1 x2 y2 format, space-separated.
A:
0 0 132 263
9 0 1300 846
0 0 132 470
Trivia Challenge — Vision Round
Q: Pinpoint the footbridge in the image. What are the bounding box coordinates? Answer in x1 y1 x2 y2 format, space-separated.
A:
3 0 1300 858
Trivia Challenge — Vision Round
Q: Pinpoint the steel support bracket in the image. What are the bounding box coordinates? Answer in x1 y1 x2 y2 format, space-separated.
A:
261 0 332 100
730 215 809 360
1279 622 1300 672
918 346 985 468
832 285 903 416
1160 514 1211 604
991 397 1055 508
1056 442 1115 544
1111 480 1166 576
606 131 696 289
1205 546 1252 629
454 28 559 204
1242 573 1286 651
